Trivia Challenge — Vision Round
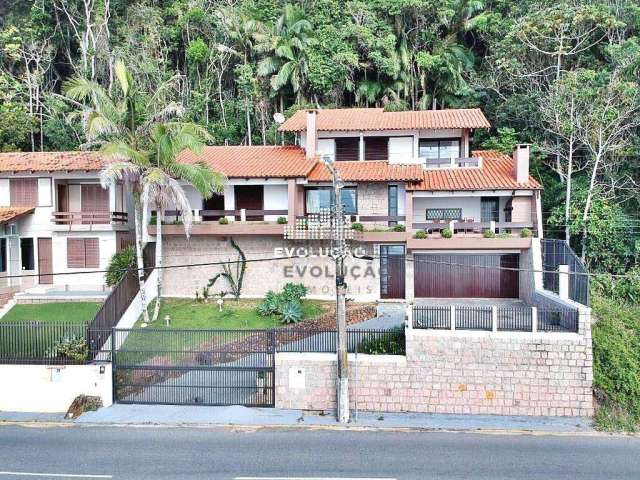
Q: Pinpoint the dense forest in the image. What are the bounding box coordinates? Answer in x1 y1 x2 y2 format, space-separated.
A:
1 0 639 279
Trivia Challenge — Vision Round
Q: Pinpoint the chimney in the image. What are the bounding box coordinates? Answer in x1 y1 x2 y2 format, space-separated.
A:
305 110 317 160
512 144 530 183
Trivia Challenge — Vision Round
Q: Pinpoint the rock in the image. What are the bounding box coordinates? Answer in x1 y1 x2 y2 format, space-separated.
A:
65 395 103 419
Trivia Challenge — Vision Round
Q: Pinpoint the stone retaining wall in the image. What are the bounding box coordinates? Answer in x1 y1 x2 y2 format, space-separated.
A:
275 310 593 417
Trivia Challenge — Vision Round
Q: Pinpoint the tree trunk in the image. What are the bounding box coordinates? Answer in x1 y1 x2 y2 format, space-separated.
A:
580 152 602 263
152 209 162 322
564 139 574 245
245 97 252 146
134 200 150 324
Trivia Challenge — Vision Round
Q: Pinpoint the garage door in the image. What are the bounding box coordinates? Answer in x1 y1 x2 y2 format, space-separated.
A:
414 254 519 298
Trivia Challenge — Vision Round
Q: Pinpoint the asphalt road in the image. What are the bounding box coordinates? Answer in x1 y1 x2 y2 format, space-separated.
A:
0 425 639 480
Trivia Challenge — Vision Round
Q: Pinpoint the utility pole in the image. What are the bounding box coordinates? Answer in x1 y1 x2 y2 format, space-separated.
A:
325 157 350 423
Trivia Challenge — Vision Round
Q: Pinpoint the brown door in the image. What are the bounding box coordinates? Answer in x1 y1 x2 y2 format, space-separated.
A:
235 186 264 221
57 184 68 212
380 245 405 299
414 254 519 298
37 238 53 284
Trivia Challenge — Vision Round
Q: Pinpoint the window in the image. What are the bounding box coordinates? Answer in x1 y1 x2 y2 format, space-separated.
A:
418 139 461 160
388 185 398 226
305 187 357 215
67 238 99 268
20 238 34 271
0 238 6 273
364 137 389 160
481 197 500 222
334 137 359 161
10 178 38 207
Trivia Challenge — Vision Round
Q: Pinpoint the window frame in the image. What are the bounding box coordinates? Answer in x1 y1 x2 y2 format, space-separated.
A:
388 185 398 226
0 238 6 273
20 237 34 271
418 137 461 160
304 186 358 215
67 237 100 269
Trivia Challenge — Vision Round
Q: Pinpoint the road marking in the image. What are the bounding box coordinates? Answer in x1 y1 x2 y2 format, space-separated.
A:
235 477 397 480
0 472 112 479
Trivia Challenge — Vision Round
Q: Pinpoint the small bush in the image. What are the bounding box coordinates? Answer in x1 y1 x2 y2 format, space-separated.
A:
46 335 88 362
351 222 364 232
520 227 532 238
413 230 427 239
277 216 288 224
218 217 229 225
497 232 511 238
257 290 282 316
441 228 453 239
149 215 157 225
483 229 496 238
282 282 308 302
105 246 136 287
390 224 405 232
358 326 405 355
280 301 304 324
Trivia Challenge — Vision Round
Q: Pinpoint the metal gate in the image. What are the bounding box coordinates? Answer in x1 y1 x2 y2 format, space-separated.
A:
111 328 275 407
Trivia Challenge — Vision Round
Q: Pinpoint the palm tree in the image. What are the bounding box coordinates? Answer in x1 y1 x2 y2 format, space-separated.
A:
65 60 223 324
257 4 314 104
143 123 225 321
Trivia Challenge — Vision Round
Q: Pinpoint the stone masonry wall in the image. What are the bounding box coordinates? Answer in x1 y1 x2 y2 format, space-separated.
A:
357 182 388 229
276 312 593 416
162 236 380 300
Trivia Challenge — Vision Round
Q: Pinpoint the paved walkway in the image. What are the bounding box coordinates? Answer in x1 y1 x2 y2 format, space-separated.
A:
0 405 594 434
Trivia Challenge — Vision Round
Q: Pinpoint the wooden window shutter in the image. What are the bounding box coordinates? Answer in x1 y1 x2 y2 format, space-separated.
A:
84 238 99 268
10 179 38 207
67 238 86 268
334 137 360 161
364 137 389 160
67 238 99 268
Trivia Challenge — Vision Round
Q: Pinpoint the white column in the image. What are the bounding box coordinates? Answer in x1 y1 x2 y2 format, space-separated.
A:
240 208 247 222
531 306 538 333
558 264 570 300
490 220 496 233
405 303 413 330
359 132 364 161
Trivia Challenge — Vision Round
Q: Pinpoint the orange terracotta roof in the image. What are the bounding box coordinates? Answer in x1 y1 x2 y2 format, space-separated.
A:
0 207 35 224
0 151 105 173
279 108 491 132
179 145 315 178
308 160 424 182
409 150 542 191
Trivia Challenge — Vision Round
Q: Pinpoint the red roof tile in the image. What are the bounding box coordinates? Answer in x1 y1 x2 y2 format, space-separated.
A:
0 206 35 224
179 146 315 178
308 160 424 182
0 151 105 173
409 150 542 191
279 108 491 132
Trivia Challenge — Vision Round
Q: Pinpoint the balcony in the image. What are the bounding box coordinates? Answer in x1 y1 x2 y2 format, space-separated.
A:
51 211 129 231
148 209 288 236
423 156 482 169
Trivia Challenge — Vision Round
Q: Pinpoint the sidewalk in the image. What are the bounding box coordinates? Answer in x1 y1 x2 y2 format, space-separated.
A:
1 404 595 434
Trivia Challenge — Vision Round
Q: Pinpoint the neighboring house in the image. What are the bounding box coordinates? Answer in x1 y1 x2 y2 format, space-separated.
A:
154 107 544 302
0 152 134 291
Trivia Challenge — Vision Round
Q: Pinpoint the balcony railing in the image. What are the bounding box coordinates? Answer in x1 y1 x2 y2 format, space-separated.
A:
162 209 288 222
423 156 482 169
52 211 128 226
412 220 535 236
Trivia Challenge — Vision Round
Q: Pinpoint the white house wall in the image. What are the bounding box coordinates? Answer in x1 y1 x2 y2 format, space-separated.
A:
37 178 52 206
0 178 9 207
263 184 289 221
413 196 482 223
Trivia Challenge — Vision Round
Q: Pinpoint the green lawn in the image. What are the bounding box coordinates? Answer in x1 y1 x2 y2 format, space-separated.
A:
0 302 101 324
0 302 101 359
116 298 329 364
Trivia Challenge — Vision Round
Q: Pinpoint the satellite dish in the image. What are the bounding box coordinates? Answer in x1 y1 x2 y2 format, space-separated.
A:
273 112 285 124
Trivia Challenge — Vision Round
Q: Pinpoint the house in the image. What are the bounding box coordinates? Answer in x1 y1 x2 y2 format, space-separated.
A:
0 152 134 292
154 107 544 302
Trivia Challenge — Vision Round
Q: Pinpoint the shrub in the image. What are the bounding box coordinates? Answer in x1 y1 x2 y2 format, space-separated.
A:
257 290 282 316
351 222 364 232
282 282 308 302
483 229 496 238
413 230 427 239
105 246 136 287
497 232 511 238
149 215 157 225
390 224 405 232
520 228 532 238
441 228 453 238
218 217 229 225
46 335 88 362
279 301 304 324
277 216 288 224
593 269 640 304
358 326 405 355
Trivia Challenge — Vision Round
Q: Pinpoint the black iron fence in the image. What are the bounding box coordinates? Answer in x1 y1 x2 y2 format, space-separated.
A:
541 239 589 306
276 328 405 355
412 305 579 333
0 322 91 365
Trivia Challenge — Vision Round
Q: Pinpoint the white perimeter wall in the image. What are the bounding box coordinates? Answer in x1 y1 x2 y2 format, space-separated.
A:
0 363 112 413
